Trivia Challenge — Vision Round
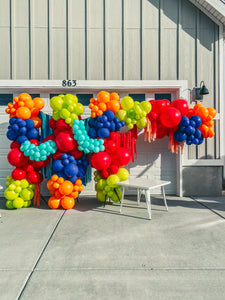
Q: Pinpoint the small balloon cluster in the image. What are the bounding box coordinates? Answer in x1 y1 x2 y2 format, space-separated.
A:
52 153 88 183
47 175 83 209
6 93 44 124
20 140 56 161
7 118 39 144
116 97 151 129
4 177 35 209
174 116 204 145
5 94 46 208
50 94 84 126
73 119 105 153
89 91 121 117
88 110 125 139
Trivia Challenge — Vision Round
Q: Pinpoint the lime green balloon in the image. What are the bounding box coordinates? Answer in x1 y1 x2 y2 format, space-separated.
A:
20 179 29 189
97 191 107 202
74 103 84 115
121 96 134 111
50 96 64 111
53 111 60 121
64 94 78 104
117 168 129 181
136 117 147 129
13 197 24 209
106 175 120 186
29 184 35 190
127 124 134 130
96 179 107 191
140 101 151 114
116 109 127 121
4 189 19 200
104 186 112 193
20 188 34 201
108 191 114 198
6 200 14 209
23 200 31 208
127 109 136 119
110 189 122 202
60 108 71 119
133 103 142 114
15 186 22 193
8 184 16 191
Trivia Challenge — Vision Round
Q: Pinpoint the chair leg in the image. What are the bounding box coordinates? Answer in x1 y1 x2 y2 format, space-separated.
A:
120 187 125 213
137 188 141 205
161 186 168 211
145 189 151 220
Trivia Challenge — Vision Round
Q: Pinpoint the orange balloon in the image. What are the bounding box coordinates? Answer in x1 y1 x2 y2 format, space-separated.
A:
32 116 42 128
92 105 99 112
53 182 60 189
16 107 31 120
18 93 32 102
73 185 79 192
97 91 110 103
54 190 63 199
59 180 73 195
199 124 209 138
18 101 25 107
196 107 209 120
78 186 83 192
57 177 64 184
61 196 75 209
208 107 216 118
91 112 96 118
33 97 45 110
89 103 94 109
110 92 120 102
194 104 203 112
52 174 59 182
97 110 103 116
70 191 79 199
99 102 107 111
48 196 61 209
47 179 53 190
205 120 214 127
207 127 215 138
90 98 96 104
107 100 121 113
75 179 82 186
13 97 19 103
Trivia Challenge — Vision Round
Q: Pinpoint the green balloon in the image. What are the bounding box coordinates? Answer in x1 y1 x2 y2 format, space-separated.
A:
133 103 142 114
106 175 120 187
50 96 64 111
4 189 19 200
140 101 152 114
20 188 34 201
64 94 78 104
116 110 127 121
8 184 16 191
6 200 14 209
136 117 147 129
127 124 134 130
117 168 129 181
104 186 112 193
127 109 136 119
97 191 107 202
53 111 60 121
23 200 32 208
60 108 71 119
96 179 107 191
121 96 134 111
110 189 122 202
74 103 84 115
13 197 24 209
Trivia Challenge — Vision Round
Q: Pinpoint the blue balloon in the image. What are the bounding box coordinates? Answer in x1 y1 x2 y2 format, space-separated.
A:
104 121 111 129
9 117 17 125
70 175 78 183
13 124 19 132
186 139 192 145
192 138 199 145
27 128 38 139
103 110 114 122
179 126 186 133
88 118 95 127
180 116 190 127
61 153 68 159
62 159 70 166
188 134 194 141
96 122 104 128
190 115 202 128
198 135 204 145
102 115 108 123
120 121 125 127
97 128 110 139
109 122 116 132
115 123 122 131
194 129 202 139
189 120 196 128
56 172 67 180
64 163 79 177
53 160 64 172
17 135 28 144
25 119 35 129
88 128 97 138
186 126 195 136
6 129 17 140
174 131 187 142
19 127 27 135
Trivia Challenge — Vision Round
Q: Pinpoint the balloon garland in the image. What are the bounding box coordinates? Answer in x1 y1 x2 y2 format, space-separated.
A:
4 91 216 210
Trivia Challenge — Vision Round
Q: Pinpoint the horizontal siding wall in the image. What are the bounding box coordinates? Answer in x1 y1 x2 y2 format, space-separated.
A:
0 0 220 159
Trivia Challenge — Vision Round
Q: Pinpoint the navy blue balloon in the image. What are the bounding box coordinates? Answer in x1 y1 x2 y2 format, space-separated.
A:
180 116 190 127
6 130 17 141
103 110 114 122
88 118 95 127
25 119 35 129
56 172 67 180
96 122 104 128
53 160 64 172
186 139 192 145
186 126 195 136
194 128 202 139
13 124 19 132
9 117 17 125
190 115 202 128
64 163 79 177
70 175 78 183
120 121 125 127
69 156 76 163
101 115 108 123
198 136 204 145
174 131 187 142
179 126 186 133
104 121 111 129
27 128 38 139
88 128 97 138
115 123 122 131
188 134 194 141
192 138 199 145
17 135 28 144
61 153 68 159
189 120 196 128
97 128 110 139
109 122 116 132
19 127 27 135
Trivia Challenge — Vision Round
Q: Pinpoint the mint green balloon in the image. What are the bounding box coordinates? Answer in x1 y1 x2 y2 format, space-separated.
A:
20 188 34 201
106 175 120 186
97 191 107 202
117 168 129 181
6 200 14 209
50 96 64 110
121 96 134 111
13 197 24 209
4 189 19 200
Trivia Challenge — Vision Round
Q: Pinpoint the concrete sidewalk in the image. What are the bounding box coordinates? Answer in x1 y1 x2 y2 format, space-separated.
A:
0 195 225 300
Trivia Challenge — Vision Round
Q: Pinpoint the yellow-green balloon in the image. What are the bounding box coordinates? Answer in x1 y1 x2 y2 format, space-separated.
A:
117 168 129 181
121 96 134 111
110 189 122 202
13 197 24 209
140 101 151 114
116 109 127 121
4 189 19 200
97 191 107 202
136 117 147 129
6 200 14 209
20 188 34 201
23 200 32 208
50 96 64 111
106 175 120 186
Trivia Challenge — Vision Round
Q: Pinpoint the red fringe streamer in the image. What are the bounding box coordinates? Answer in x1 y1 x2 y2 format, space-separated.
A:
120 125 138 162
144 116 157 142
33 183 40 207
168 131 184 154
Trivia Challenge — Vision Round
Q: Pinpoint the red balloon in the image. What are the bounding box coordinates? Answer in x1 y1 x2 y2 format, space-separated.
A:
156 120 169 139
12 168 26 180
55 132 75 152
26 170 41 184
10 141 20 149
43 135 55 143
171 99 189 116
23 164 34 172
31 156 50 169
91 152 111 171
111 147 131 167
56 119 71 131
160 107 181 128
49 118 56 129
104 140 119 153
108 164 119 174
109 132 120 142
100 169 110 179
70 148 83 160
7 148 29 167
30 139 40 146
155 100 168 114
147 111 158 120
